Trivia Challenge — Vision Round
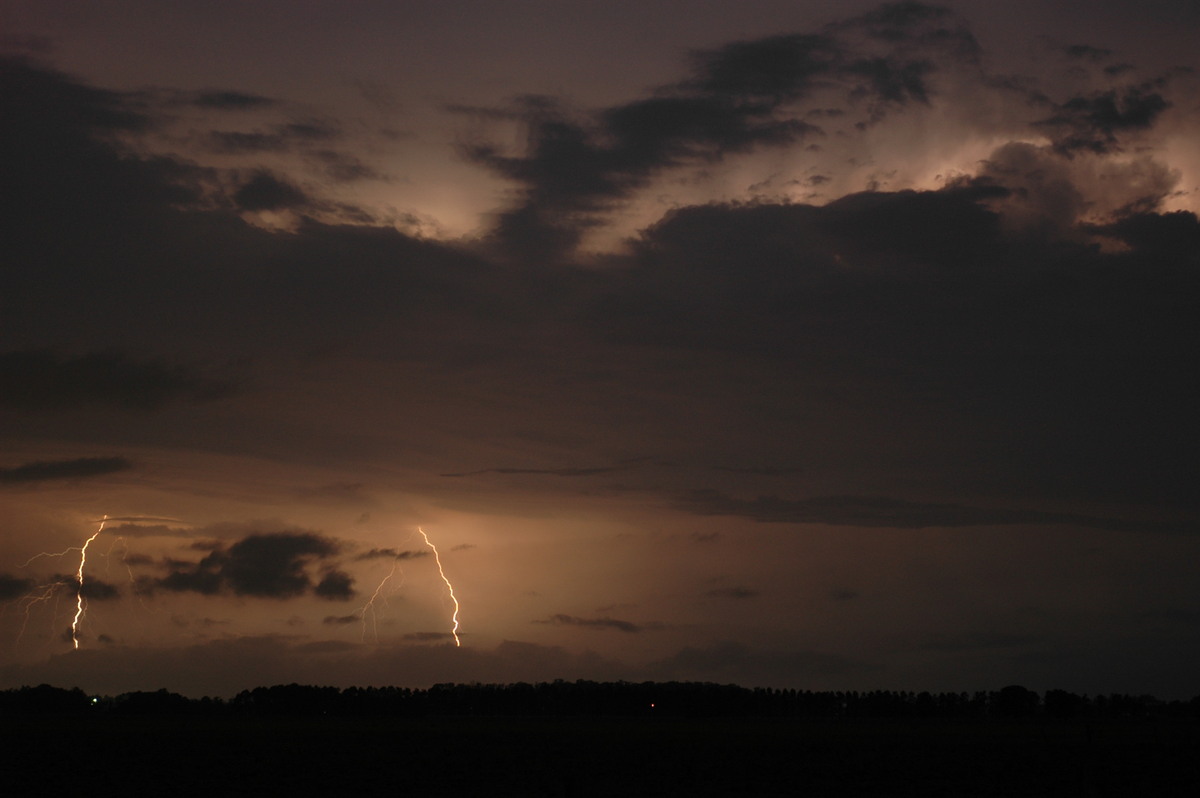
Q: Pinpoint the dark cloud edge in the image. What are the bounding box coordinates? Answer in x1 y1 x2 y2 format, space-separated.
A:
675 490 1197 534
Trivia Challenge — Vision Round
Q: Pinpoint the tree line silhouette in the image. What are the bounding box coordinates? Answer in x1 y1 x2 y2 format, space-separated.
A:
3 681 1199 720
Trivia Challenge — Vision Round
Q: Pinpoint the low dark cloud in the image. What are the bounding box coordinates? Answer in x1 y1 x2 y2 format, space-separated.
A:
80 577 121 601
208 130 286 154
46 575 121 601
1063 44 1114 62
713 465 804 476
192 90 276 110
354 548 428 562
0 457 132 484
536 614 651 633
440 465 624 478
706 586 759 599
206 122 340 156
0 574 36 600
1037 82 1171 154
323 614 360 626
1 57 209 284
676 491 1192 533
294 482 374 505
0 351 234 412
149 532 343 599
314 570 355 600
232 170 311 211
311 149 381 182
403 631 456 642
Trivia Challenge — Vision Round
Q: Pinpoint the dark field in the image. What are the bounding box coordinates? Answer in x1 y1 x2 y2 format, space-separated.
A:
2 713 1196 796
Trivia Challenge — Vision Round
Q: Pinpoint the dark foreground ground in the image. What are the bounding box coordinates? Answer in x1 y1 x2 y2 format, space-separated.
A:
2 713 1196 796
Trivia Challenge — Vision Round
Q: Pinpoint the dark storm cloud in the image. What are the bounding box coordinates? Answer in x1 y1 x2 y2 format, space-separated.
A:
5 58 492 355
0 574 36 600
713 465 804 475
0 457 132 484
149 532 342 599
354 548 428 562
403 632 456 642
1 57 206 249
536 614 652 633
4 56 498 365
47 575 121 601
314 570 355 600
232 170 312 211
705 586 759 599
206 121 339 155
676 491 1191 533
440 465 624 478
311 150 382 183
618 180 1009 309
80 577 121 601
466 3 977 258
1091 209 1200 263
463 94 819 259
208 130 287 153
294 482 374 505
323 614 360 625
191 90 277 110
0 351 235 411
1063 44 1115 62
1036 82 1171 155
603 166 1199 508
3 10 1199 529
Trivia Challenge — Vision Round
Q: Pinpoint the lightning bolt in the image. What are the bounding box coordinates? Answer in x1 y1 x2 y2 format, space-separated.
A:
417 526 460 646
357 557 404 643
71 515 106 649
13 579 71 644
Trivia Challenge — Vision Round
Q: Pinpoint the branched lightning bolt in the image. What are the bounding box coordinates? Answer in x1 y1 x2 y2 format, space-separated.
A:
13 579 71 644
357 557 404 643
71 515 106 649
417 526 460 646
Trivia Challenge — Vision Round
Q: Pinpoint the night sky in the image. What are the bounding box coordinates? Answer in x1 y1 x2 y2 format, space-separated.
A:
2 0 1199 699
